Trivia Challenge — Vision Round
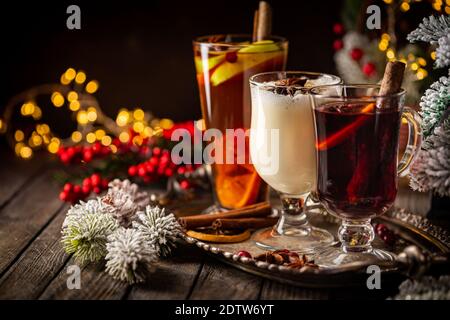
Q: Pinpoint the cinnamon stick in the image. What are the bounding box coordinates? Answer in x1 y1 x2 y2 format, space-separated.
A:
252 10 259 42
379 61 405 96
178 202 272 229
256 1 272 41
212 217 278 230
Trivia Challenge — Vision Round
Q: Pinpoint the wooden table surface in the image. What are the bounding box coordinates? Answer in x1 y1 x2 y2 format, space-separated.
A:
0 152 445 300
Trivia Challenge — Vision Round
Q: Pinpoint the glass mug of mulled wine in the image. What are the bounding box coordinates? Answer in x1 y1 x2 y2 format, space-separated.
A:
193 35 288 211
310 84 422 267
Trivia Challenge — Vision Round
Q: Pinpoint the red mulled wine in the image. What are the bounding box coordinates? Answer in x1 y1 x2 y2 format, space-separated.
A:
314 102 401 219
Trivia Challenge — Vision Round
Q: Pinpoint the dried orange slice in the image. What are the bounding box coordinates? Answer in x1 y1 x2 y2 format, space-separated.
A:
215 164 261 209
186 229 251 243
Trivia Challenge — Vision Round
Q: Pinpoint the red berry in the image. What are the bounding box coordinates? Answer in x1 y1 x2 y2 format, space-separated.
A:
60 152 71 164
333 23 344 35
82 185 91 194
333 39 344 51
73 185 82 194
63 183 73 192
164 168 174 177
66 147 75 158
59 191 68 201
225 51 238 63
180 180 190 190
93 186 101 194
236 250 252 259
145 162 155 173
82 178 91 187
138 166 147 177
83 149 93 162
91 173 101 187
177 166 186 175
142 176 151 183
101 179 109 189
152 147 161 156
350 48 364 61
92 142 102 154
150 157 159 166
128 165 137 176
362 62 376 77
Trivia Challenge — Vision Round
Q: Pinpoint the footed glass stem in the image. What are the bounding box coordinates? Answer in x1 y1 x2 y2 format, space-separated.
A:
253 193 335 253
316 219 395 267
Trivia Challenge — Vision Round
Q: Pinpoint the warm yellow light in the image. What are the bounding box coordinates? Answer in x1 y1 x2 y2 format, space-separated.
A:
416 68 428 80
119 131 130 143
86 132 96 143
85 80 99 94
15 142 25 155
431 51 437 60
67 91 78 102
101 135 112 146
110 145 118 153
30 134 42 147
0 118 4 132
69 100 81 111
417 57 427 66
77 110 88 125
410 62 419 70
446 0 450 5
400 2 410 11
60 74 71 85
196 119 205 131
20 146 33 159
381 33 390 41
32 106 42 120
87 107 97 122
75 71 86 84
36 124 50 135
51 92 65 107
21 102 35 116
51 137 60 145
433 2 442 10
71 131 82 143
153 126 163 137
15 130 24 142
95 129 106 140
65 68 77 81
143 126 153 138
133 121 144 133
378 40 388 51
47 142 59 154
386 49 395 60
132 135 143 146
445 6 450 14
116 110 129 126
133 109 145 121
383 0 393 3
159 118 174 130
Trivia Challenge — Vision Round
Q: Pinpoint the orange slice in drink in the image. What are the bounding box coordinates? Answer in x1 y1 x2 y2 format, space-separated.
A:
215 164 261 209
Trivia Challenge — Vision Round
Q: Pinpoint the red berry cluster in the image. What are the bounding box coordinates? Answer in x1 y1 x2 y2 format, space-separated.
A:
57 142 111 165
128 147 197 189
374 223 397 247
59 173 109 203
332 23 344 51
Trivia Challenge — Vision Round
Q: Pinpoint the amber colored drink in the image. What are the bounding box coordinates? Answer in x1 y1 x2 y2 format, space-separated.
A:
193 35 288 209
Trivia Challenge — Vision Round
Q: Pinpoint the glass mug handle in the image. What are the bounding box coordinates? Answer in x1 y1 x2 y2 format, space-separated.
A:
398 107 422 177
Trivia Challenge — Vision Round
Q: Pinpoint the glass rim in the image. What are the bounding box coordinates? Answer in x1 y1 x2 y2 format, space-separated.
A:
193 34 288 48
309 84 406 99
249 71 342 89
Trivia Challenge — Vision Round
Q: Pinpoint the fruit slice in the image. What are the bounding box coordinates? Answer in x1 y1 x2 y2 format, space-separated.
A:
210 51 283 86
215 164 261 209
194 54 225 73
238 40 280 53
186 229 251 243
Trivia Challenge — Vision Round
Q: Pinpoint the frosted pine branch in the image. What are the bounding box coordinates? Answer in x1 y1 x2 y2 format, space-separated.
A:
105 228 157 284
133 206 182 257
407 15 450 44
436 35 450 68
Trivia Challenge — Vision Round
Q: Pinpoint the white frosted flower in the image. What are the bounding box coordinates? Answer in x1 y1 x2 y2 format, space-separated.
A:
105 228 157 284
133 206 182 257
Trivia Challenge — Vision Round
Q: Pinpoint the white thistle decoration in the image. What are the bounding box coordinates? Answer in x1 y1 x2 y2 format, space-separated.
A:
63 198 115 228
108 179 149 208
436 35 450 68
133 206 182 257
105 228 157 284
62 211 119 264
391 275 450 300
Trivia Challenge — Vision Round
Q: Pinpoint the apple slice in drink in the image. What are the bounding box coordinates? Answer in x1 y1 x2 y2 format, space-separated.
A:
210 41 283 87
194 54 226 73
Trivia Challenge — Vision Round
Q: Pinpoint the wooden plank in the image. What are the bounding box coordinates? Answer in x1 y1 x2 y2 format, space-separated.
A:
39 257 129 300
0 152 46 209
188 256 262 300
0 169 64 275
259 279 329 299
126 243 204 300
0 208 69 299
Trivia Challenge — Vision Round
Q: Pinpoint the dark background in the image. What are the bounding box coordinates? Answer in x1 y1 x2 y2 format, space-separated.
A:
0 0 342 126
